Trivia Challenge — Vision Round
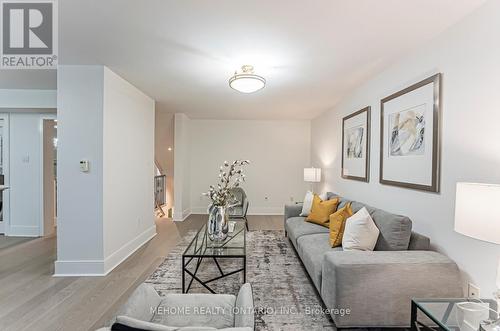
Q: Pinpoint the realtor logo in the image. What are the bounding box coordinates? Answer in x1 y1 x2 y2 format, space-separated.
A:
1 0 57 68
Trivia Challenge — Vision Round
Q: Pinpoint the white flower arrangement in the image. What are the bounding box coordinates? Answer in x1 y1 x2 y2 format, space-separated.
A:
203 160 250 207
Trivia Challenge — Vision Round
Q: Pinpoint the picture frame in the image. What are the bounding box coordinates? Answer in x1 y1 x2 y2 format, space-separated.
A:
379 73 441 192
341 106 370 182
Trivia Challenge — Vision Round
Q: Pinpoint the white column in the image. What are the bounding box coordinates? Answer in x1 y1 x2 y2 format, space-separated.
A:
55 65 156 276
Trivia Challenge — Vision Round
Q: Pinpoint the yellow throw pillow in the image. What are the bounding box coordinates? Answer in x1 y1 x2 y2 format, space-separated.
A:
329 202 353 247
306 195 339 227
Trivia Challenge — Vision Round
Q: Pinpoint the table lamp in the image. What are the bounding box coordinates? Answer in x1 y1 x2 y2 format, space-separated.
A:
454 182 500 329
304 167 321 191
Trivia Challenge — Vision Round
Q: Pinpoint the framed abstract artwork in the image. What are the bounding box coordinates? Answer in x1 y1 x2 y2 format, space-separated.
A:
379 73 441 192
342 106 370 182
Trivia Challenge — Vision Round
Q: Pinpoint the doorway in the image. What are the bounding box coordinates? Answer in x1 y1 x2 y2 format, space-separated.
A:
0 112 56 243
42 119 57 236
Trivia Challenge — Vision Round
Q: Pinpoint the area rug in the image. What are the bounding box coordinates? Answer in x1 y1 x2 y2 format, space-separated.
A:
146 230 336 330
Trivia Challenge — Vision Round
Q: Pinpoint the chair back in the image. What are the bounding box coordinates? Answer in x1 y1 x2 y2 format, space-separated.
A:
230 187 246 206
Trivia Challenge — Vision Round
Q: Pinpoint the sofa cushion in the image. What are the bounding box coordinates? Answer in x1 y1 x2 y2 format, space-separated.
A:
408 231 430 250
300 191 326 216
296 233 342 291
350 201 411 251
234 283 254 329
329 202 353 247
285 217 329 248
117 284 162 322
153 294 236 329
326 192 350 208
342 207 379 251
306 196 339 227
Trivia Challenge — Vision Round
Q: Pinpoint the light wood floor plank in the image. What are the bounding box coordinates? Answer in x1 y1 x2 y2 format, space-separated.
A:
0 235 34 250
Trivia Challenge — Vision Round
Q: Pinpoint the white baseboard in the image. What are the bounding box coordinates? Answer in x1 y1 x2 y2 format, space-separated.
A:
8 225 40 237
173 208 191 222
54 226 157 277
54 260 106 276
190 206 283 216
249 207 284 215
103 226 157 274
248 211 284 216
190 207 208 214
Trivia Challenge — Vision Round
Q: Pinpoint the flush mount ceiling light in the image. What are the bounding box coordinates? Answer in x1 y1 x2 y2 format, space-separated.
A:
229 65 266 93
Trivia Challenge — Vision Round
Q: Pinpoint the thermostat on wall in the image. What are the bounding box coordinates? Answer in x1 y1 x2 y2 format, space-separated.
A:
80 160 90 172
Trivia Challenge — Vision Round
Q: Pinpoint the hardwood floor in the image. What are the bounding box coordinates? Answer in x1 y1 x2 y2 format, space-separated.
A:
0 214 283 331
0 234 34 250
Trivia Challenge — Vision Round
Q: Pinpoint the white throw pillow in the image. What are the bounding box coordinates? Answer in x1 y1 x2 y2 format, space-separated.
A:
300 191 327 217
342 207 379 251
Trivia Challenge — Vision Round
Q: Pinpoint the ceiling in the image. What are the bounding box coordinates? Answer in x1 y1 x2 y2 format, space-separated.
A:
0 0 486 119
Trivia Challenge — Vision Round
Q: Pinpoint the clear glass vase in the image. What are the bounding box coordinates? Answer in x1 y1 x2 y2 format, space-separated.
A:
207 205 229 242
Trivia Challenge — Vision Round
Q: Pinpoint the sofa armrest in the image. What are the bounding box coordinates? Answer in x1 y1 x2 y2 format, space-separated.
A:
284 203 302 222
235 283 254 328
154 293 236 328
321 251 463 328
408 231 430 250
117 284 162 322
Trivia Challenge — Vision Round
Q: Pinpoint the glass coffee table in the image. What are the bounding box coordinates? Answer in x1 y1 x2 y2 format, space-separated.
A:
182 221 246 293
411 298 498 331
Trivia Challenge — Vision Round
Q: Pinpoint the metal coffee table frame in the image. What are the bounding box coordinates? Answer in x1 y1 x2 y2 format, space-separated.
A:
182 223 246 293
411 298 498 331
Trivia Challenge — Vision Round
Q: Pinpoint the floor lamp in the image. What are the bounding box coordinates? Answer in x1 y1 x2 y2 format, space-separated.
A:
454 182 500 330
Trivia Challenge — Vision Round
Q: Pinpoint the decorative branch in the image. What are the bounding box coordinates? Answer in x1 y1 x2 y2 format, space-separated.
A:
203 160 250 207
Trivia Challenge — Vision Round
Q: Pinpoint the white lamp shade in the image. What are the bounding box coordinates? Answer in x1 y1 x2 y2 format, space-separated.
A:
304 168 321 183
454 182 500 245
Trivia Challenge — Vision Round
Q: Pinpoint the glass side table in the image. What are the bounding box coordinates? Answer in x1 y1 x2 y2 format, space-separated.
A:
411 298 499 331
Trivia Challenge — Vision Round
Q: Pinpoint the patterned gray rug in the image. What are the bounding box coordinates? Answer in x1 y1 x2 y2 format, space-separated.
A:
146 230 400 331
146 230 334 330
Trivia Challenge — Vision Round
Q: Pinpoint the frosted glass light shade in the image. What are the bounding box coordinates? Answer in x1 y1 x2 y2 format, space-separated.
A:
229 74 265 93
304 168 321 183
454 182 500 245
229 65 266 93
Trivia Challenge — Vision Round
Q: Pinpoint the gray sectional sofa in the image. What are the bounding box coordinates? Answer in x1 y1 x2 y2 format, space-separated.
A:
284 192 463 329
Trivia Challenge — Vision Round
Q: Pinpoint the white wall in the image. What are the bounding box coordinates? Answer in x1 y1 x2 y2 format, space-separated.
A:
102 67 156 271
56 65 156 276
175 118 311 216
56 66 105 273
173 113 191 221
311 0 500 297
0 89 57 108
8 113 50 236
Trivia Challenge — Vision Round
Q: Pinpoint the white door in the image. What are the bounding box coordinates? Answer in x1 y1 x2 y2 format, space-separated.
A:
0 114 9 234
